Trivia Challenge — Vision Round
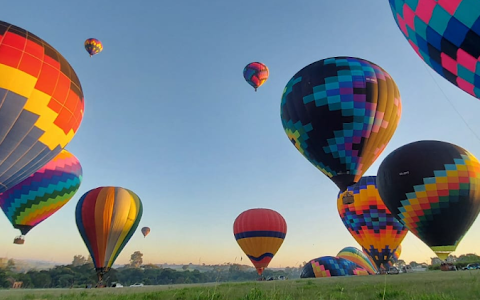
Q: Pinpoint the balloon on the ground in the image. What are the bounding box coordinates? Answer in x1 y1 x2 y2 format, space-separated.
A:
337 176 408 269
84 38 103 57
388 1 480 99
337 246 378 274
75 187 143 282
233 208 287 275
300 256 369 278
0 149 82 242
0 20 84 193
376 140 480 260
281 57 401 192
243 62 269 91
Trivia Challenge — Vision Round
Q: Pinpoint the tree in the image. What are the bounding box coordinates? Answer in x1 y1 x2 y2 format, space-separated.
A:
129 251 143 268
72 255 87 267
182 265 189 271
395 259 406 268
6 259 15 272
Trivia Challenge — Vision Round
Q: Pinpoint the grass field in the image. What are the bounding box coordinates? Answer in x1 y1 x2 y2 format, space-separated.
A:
1 270 480 300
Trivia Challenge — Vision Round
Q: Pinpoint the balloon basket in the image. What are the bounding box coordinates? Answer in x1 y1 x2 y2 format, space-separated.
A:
13 236 25 244
342 192 354 205
440 263 457 271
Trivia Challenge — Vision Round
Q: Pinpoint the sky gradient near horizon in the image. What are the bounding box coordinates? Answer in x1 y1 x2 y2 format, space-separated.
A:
1 0 480 268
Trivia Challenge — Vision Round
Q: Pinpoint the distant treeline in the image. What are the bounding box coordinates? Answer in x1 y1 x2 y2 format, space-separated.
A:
0 261 301 289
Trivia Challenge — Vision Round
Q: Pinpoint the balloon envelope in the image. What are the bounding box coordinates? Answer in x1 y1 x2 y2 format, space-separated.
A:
300 256 369 278
0 20 84 193
337 246 378 275
337 176 408 269
84 38 103 57
141 226 150 237
376 140 480 260
0 149 82 236
75 187 143 281
281 57 401 191
243 62 269 91
233 208 287 275
388 1 480 99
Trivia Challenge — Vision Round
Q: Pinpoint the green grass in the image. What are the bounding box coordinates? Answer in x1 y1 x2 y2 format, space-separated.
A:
1 271 480 300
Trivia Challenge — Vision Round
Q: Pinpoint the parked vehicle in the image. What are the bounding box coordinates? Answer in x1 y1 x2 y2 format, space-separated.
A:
130 283 144 287
462 263 480 270
387 267 399 274
111 282 123 288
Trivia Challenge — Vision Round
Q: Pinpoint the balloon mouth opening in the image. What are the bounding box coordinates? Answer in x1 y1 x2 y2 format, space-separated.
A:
342 192 354 204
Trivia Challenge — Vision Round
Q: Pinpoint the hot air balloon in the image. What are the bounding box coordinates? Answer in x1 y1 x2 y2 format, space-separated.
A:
300 256 369 278
281 57 402 193
385 245 402 268
377 140 480 260
84 38 103 57
337 176 408 269
388 1 480 99
233 208 287 275
75 187 143 283
391 244 402 264
337 246 378 275
141 227 150 238
0 20 84 193
0 149 82 244
243 62 269 91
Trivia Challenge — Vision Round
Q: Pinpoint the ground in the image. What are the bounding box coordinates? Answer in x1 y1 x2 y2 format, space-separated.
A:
0 270 479 300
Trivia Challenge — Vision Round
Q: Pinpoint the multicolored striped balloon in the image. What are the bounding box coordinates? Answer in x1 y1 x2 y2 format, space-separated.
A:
281 57 402 192
301 256 369 278
0 20 84 193
377 140 480 260
0 149 82 237
75 186 143 282
337 176 408 269
337 246 378 275
84 38 103 57
233 208 287 275
243 62 269 91
389 1 480 99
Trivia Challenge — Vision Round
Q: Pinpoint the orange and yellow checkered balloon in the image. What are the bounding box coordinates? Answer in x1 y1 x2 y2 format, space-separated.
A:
0 20 84 193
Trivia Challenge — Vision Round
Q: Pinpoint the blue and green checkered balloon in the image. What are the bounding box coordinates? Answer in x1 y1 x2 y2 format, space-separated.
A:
280 57 402 192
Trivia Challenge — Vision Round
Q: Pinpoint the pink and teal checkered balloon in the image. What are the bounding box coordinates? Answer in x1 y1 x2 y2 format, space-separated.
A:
389 0 480 99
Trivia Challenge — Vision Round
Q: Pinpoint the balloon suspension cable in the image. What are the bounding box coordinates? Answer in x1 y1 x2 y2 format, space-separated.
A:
422 64 480 143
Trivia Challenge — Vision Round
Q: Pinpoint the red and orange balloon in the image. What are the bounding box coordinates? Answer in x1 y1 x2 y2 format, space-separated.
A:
233 208 287 275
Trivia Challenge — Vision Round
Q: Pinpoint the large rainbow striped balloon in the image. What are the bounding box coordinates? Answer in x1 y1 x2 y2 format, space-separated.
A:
337 246 378 275
0 149 82 236
75 187 143 282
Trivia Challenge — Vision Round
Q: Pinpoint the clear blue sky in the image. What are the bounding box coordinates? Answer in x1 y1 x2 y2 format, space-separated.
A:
1 0 480 267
